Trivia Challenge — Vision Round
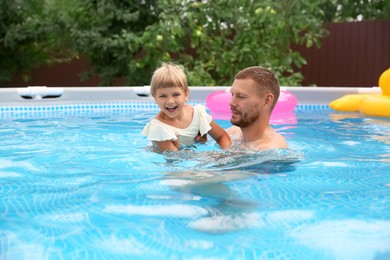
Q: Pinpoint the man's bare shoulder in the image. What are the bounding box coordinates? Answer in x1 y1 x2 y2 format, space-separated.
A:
226 126 242 138
244 127 288 150
269 129 288 149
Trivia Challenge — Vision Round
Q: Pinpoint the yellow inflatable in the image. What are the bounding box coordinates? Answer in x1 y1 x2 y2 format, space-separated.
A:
329 68 390 117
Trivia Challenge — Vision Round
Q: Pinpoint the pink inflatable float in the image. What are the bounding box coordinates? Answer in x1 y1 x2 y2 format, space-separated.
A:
206 89 297 124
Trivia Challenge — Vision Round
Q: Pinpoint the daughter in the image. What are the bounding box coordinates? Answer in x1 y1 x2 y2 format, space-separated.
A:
142 63 231 152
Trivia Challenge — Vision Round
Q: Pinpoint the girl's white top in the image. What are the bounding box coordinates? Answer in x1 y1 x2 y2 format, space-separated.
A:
142 105 212 145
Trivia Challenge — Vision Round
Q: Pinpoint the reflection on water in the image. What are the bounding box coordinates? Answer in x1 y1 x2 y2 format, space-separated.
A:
329 112 390 162
328 112 364 122
365 118 390 146
379 154 390 163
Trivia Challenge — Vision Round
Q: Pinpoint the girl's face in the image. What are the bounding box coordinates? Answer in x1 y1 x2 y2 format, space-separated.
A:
154 86 189 118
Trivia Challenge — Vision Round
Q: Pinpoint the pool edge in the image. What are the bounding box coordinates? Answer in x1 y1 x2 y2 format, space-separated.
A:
0 86 381 106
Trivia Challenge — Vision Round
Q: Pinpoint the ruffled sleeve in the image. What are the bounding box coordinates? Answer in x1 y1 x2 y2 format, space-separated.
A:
196 105 213 136
142 119 177 141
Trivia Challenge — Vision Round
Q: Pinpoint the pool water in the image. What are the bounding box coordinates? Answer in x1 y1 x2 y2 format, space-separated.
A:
0 108 389 259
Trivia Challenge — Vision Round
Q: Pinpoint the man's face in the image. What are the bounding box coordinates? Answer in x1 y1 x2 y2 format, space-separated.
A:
229 78 266 128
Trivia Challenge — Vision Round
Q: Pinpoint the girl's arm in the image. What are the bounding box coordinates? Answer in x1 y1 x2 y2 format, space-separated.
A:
195 133 208 143
207 121 232 149
155 139 180 152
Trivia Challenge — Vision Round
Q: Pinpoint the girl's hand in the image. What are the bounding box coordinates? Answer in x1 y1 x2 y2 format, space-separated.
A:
195 133 208 143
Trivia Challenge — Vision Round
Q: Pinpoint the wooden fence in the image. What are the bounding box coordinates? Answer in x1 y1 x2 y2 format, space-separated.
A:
294 19 390 87
7 20 390 87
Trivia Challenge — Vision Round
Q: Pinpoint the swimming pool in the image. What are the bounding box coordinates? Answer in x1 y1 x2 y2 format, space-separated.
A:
0 87 389 259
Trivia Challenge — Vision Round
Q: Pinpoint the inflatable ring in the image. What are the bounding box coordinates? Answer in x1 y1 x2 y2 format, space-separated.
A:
329 68 390 117
206 89 298 123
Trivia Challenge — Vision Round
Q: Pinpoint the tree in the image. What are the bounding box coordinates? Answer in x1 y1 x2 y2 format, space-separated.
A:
0 0 75 84
138 0 327 86
0 0 330 86
60 0 158 85
2 0 389 86
48 0 329 86
320 0 390 22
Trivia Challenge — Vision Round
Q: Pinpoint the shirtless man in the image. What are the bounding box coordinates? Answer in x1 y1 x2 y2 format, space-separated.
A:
227 66 288 150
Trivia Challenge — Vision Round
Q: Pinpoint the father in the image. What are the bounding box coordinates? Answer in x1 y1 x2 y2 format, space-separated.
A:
226 66 288 150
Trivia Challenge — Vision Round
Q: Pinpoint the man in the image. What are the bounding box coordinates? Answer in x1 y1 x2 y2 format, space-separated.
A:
227 66 288 150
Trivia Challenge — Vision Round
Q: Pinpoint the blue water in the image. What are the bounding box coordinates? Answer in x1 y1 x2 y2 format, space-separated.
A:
0 108 390 259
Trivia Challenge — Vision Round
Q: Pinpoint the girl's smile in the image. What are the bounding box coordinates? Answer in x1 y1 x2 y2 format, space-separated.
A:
155 86 189 119
166 106 178 113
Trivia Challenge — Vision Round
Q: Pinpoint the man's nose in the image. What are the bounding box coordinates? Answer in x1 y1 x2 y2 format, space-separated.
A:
229 96 236 107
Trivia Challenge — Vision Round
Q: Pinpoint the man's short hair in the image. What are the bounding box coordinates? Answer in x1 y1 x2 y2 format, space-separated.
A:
235 66 280 109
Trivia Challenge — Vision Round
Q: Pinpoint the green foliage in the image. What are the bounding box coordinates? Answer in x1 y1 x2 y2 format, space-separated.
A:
2 0 387 86
320 0 390 22
60 0 158 85
140 0 327 86
0 0 76 84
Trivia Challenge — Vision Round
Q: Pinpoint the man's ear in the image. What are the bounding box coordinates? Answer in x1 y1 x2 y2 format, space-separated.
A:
264 93 274 109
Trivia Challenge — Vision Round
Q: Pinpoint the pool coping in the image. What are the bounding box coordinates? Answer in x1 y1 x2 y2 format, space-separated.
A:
0 86 381 106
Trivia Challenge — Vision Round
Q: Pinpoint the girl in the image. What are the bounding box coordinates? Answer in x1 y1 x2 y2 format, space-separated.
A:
142 63 231 152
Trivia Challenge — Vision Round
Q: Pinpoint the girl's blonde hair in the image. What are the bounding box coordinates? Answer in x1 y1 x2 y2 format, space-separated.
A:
150 62 188 97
